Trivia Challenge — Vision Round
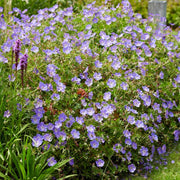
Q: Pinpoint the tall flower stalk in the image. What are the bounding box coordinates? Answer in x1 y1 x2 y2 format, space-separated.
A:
20 54 28 88
13 39 21 71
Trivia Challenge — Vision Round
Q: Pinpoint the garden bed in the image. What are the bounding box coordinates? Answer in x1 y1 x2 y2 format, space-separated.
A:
0 0 179 179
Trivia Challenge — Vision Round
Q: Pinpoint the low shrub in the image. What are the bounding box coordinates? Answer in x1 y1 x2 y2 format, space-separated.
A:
0 0 179 179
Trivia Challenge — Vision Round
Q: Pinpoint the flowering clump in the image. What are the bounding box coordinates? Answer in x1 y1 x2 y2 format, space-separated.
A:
0 0 180 179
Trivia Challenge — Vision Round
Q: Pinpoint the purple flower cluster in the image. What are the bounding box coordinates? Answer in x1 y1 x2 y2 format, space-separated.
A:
31 99 45 124
13 39 21 70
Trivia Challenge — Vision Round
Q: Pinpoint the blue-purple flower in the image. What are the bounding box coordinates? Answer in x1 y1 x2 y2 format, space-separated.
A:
76 116 84 125
140 146 149 156
4 110 11 118
103 92 111 101
47 123 54 130
66 119 74 128
90 140 99 148
47 157 57 167
69 158 74 166
75 56 82 64
55 120 62 129
39 82 48 91
58 113 67 122
135 120 144 128
31 46 39 53
57 82 66 92
111 61 121 70
125 138 132 146
127 115 135 124
113 143 122 153
120 82 128 90
123 130 131 138
86 125 95 132
50 93 60 101
93 72 102 81
152 103 160 112
43 133 53 142
85 78 93 87
96 159 104 167
142 86 149 92
86 107 95 116
107 79 116 88
32 134 43 147
55 131 67 141
174 130 180 141
71 129 80 139
46 64 58 77
95 60 102 68
128 164 136 173
37 122 47 132
159 71 164 79
8 74 15 82
34 99 43 108
132 142 137 150
174 74 180 83
133 99 141 107
88 132 96 140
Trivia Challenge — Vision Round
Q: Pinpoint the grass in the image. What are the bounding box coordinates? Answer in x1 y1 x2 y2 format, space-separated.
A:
132 143 180 180
148 144 180 180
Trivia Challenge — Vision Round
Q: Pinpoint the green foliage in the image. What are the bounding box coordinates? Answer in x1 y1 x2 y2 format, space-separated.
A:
167 0 180 29
0 137 76 180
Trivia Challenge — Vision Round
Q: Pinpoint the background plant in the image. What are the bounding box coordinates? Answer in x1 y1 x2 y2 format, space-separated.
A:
1 0 180 29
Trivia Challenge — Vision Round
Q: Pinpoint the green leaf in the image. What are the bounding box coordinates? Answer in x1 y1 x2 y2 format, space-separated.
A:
58 174 78 180
0 153 4 161
0 164 18 179
38 158 71 180
0 172 6 178
18 162 26 180
26 146 35 178
10 152 23 179
16 124 30 136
